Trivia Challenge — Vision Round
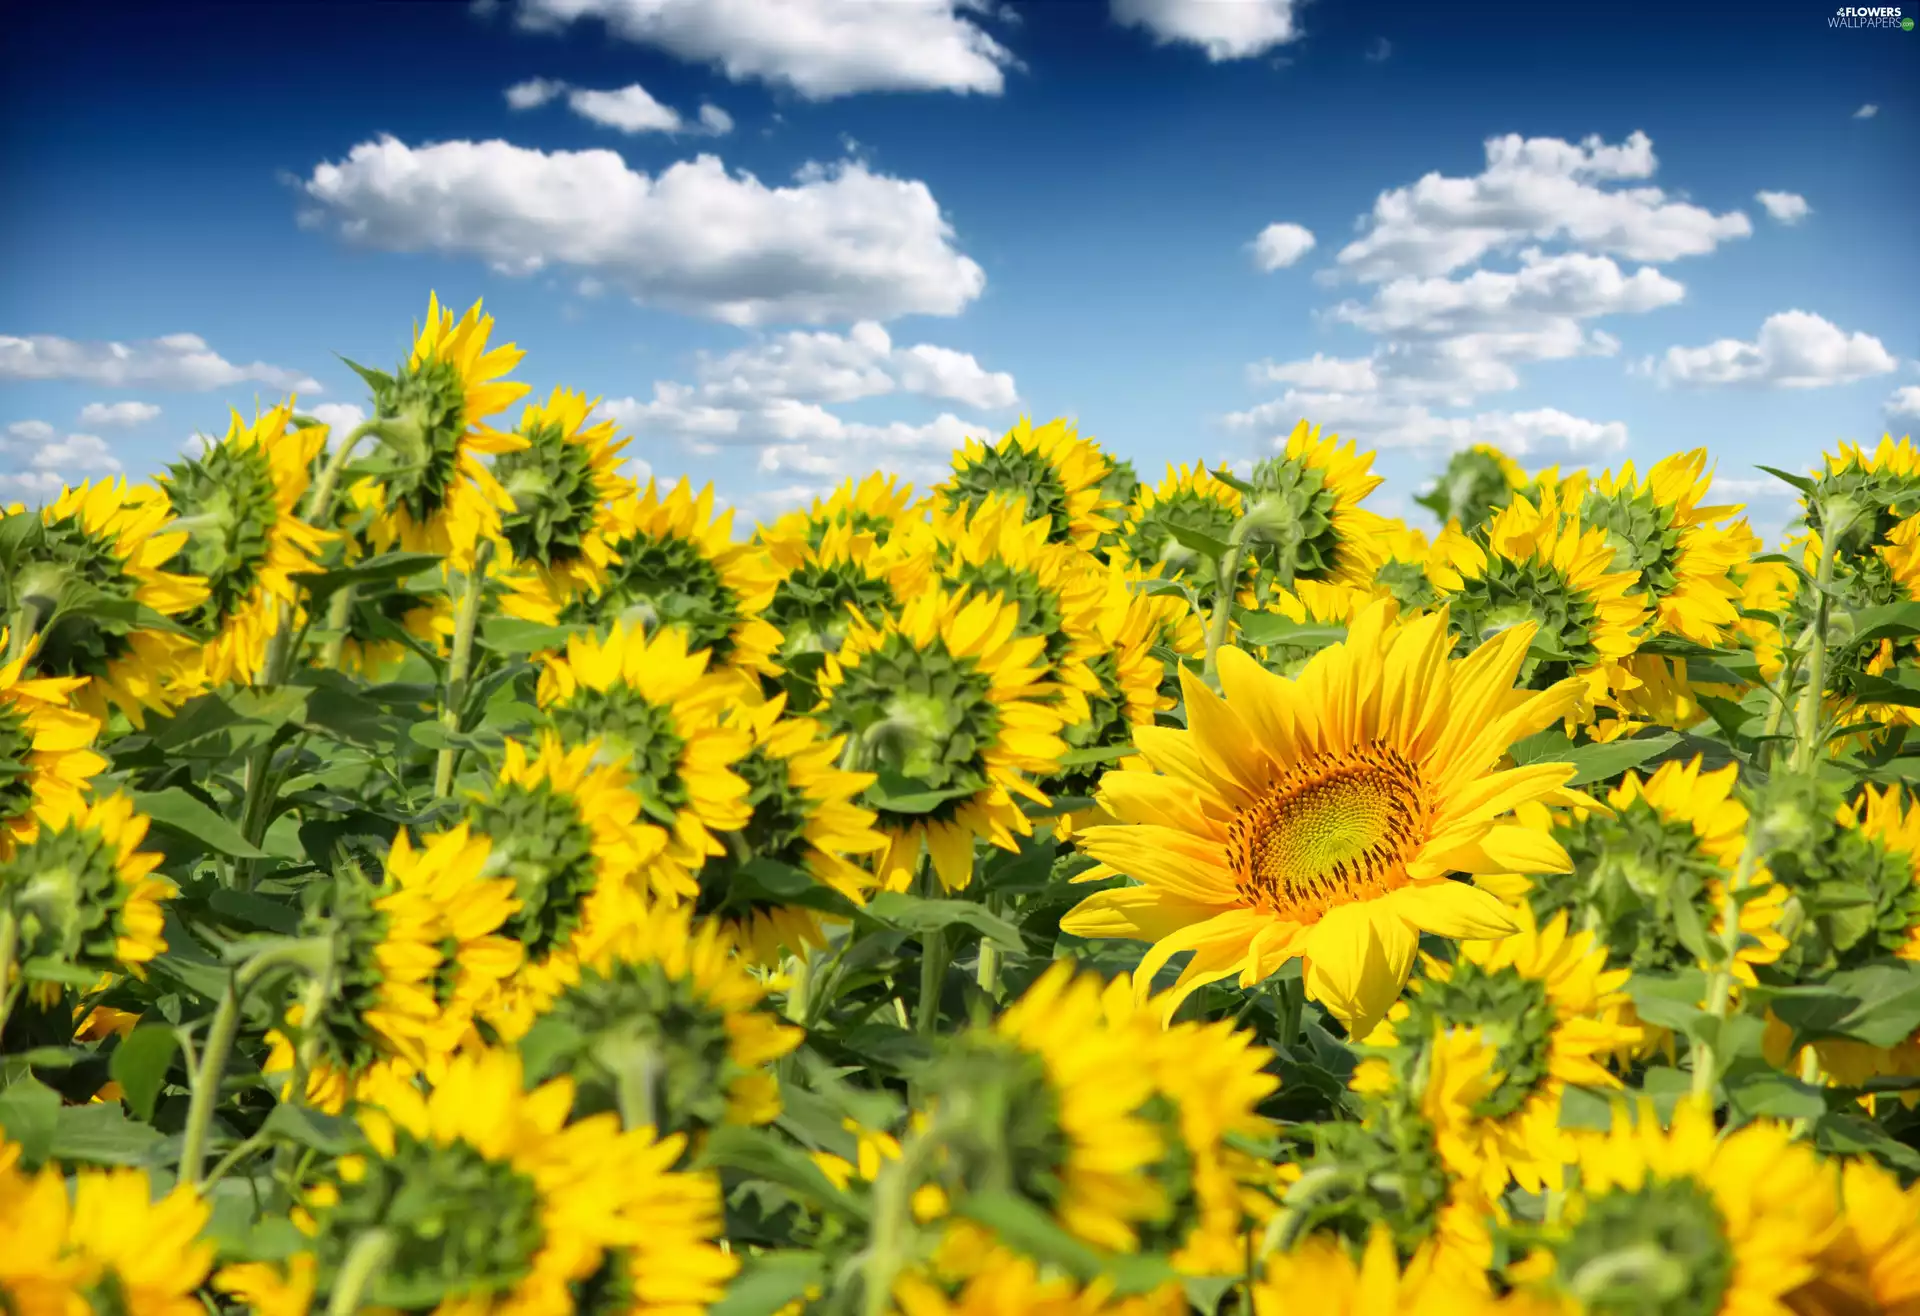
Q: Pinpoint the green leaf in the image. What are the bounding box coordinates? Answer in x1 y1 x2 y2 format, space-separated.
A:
1755 464 1815 497
480 618 579 654
207 889 302 936
1723 1058 1826 1122
695 1126 870 1224
1813 1111 1920 1175
1557 1085 1616 1132
260 1103 358 1155
49 1102 167 1167
863 891 1027 951
132 788 270 859
711 1253 828 1316
1053 743 1140 769
1767 962 1920 1048
1562 733 1682 787
1852 601 1920 648
109 1025 178 1123
1162 522 1234 561
1230 610 1346 651
1626 971 1709 1031
290 551 443 603
955 1192 1180 1295
0 1077 60 1166
865 771 982 815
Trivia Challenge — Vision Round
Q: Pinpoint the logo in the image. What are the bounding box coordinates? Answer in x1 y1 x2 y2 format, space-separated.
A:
1830 3 1909 23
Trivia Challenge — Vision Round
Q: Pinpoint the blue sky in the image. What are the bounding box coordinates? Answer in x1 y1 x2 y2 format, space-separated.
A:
2 0 1915 538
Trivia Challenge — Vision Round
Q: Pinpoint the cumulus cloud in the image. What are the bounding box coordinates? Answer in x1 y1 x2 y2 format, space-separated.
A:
1250 222 1316 272
77 400 161 427
1649 310 1899 389
1249 354 1379 393
301 138 986 326
1334 131 1751 283
1887 385 1920 421
1 420 122 493
1855 103 1879 119
1110 0 1302 60
1222 391 1626 461
0 471 65 501
508 0 1016 99
509 78 733 135
306 402 368 436
1755 190 1811 225
0 333 319 392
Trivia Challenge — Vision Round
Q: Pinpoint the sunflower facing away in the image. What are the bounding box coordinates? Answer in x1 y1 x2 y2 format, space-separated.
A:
2 478 209 727
1112 461 1250 595
1415 444 1529 535
0 635 105 860
351 292 531 567
939 416 1121 550
304 1047 736 1316
159 400 333 685
758 516 912 680
816 585 1069 892
1502 1099 1839 1316
757 470 926 553
492 386 637 622
1060 598 1588 1035
1241 419 1391 586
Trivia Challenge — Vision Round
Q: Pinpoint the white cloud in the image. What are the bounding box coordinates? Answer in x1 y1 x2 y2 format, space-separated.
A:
1249 354 1379 393
1250 222 1316 271
697 103 734 135
0 333 319 392
306 402 368 437
0 471 65 501
1855 103 1879 119
1331 249 1685 336
505 77 565 109
302 138 986 326
1110 0 1301 60
1 421 122 492
30 433 119 473
1650 310 1899 389
1222 389 1626 461
1886 385 1920 421
1754 190 1811 225
509 0 1016 99
77 400 161 428
1334 131 1751 282
6 419 57 444
1709 474 1803 501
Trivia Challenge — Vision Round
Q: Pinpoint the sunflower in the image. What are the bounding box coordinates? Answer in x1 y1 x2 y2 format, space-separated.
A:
264 828 522 1113
1099 971 1282 1276
894 1250 1189 1316
1801 432 1920 565
305 1047 736 1316
816 585 1069 892
351 293 531 568
1241 419 1390 586
560 478 784 679
5 1161 215 1316
1354 905 1641 1199
1559 450 1747 646
1059 598 1587 1035
1251 1223 1503 1316
0 792 170 1008
1502 1099 1838 1316
158 400 333 685
1486 759 1786 1004
1111 462 1250 596
1587 653 1736 745
1248 578 1375 678
681 694 885 965
939 416 1120 551
1786 1156 1920 1316
503 901 802 1138
1 478 209 727
0 1140 87 1316
1369 520 1445 612
1419 444 1528 528
212 1254 318 1316
757 470 927 553
533 621 753 895
0 636 104 860
919 960 1168 1254
465 734 657 1036
758 517 914 687
488 387 637 622
1428 485 1651 712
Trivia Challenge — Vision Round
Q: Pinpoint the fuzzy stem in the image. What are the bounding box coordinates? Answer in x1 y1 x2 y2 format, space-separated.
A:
320 585 356 670
1201 522 1252 689
326 1228 395 1316
854 1124 941 1316
303 421 376 527
0 910 17 1040
433 540 495 799
916 927 947 1038
1789 526 1842 775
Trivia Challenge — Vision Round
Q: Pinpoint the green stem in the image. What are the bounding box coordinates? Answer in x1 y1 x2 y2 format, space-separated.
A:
0 909 17 1040
179 939 331 1187
1789 527 1842 775
975 939 1001 1001
326 1228 395 1316
320 584 356 670
303 421 375 527
1201 523 1252 689
434 541 494 799
1690 826 1764 1102
916 928 947 1037
855 1124 941 1316
4 599 52 667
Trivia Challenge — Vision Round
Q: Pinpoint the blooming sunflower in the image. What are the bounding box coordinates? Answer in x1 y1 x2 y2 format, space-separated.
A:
502 901 801 1139
6 1162 216 1316
0 792 170 1008
1502 1099 1838 1316
1251 1223 1503 1316
1241 419 1390 586
492 387 638 622
682 694 885 965
559 478 784 679
0 1139 87 1316
465 734 657 1036
1786 1156 1920 1316
1059 598 1587 1035
158 400 333 685
1 478 209 727
306 1047 736 1316
1353 905 1642 1199
1559 449 1747 646
1428 485 1651 712
0 636 104 860
816 585 1069 892
265 828 522 1113
1485 758 1787 1006
1111 462 1250 596
351 293 531 568
1415 444 1529 535
533 621 753 894
939 416 1120 550
920 960 1168 1254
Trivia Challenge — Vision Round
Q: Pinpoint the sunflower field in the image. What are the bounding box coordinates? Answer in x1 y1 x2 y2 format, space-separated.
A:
9 294 1920 1316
